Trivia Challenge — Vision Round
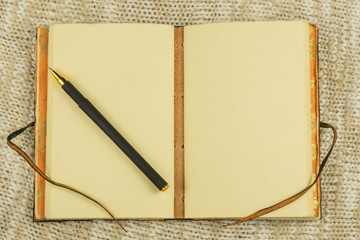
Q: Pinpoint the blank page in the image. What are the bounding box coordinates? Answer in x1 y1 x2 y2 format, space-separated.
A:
46 24 174 219
184 21 312 218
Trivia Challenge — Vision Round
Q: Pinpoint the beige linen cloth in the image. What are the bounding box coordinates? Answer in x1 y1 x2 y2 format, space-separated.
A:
0 1 359 239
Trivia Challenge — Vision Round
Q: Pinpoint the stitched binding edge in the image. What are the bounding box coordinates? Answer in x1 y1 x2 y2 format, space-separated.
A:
6 122 126 232
224 122 337 227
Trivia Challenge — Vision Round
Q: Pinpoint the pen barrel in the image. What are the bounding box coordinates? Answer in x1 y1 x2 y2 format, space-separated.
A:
62 81 168 191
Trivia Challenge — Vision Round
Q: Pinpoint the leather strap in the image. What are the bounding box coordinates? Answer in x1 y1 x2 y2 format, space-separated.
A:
6 122 126 232
224 121 337 227
7 121 336 228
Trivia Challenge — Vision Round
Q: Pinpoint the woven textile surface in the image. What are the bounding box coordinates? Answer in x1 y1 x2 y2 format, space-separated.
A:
0 0 359 239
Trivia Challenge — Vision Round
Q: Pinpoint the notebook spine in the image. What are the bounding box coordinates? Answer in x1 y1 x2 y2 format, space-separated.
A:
174 26 185 218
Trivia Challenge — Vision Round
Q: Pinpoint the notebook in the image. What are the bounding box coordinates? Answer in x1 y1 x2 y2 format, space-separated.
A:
34 21 320 221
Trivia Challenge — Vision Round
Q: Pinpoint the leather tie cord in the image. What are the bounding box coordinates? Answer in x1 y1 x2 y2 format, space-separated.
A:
7 121 336 229
6 122 126 232
224 122 337 227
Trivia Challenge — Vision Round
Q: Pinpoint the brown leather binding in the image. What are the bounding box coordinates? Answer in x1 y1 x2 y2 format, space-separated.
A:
174 26 185 218
6 122 126 232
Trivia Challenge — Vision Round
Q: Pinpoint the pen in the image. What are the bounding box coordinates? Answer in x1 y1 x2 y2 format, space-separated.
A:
49 68 169 192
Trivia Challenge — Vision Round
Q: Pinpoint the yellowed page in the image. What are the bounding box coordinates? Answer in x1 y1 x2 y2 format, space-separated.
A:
46 24 174 219
184 21 312 218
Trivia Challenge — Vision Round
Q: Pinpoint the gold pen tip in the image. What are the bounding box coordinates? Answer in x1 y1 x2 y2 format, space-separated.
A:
161 184 169 192
49 67 67 86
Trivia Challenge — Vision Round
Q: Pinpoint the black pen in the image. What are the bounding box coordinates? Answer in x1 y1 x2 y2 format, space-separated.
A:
49 68 169 192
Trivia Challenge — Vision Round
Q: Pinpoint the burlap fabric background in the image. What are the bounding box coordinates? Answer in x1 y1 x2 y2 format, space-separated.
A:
1 0 359 239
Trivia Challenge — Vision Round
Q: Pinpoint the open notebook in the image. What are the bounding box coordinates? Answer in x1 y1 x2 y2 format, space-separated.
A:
34 21 320 220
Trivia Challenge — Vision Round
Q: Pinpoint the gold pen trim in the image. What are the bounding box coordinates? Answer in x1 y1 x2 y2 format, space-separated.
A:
49 67 67 86
161 184 169 192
